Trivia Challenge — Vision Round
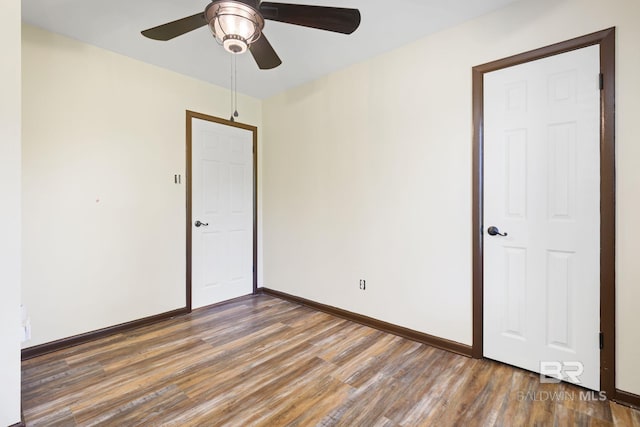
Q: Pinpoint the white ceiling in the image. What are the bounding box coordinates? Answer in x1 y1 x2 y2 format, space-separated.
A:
22 0 520 99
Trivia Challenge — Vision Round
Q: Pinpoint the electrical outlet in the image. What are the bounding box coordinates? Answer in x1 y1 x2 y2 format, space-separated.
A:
359 279 366 290
21 304 31 342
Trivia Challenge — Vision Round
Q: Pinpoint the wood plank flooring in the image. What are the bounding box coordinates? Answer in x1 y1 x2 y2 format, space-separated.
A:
22 295 640 426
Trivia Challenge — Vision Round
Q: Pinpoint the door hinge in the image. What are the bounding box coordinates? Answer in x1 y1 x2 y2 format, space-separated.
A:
599 73 604 90
599 332 604 350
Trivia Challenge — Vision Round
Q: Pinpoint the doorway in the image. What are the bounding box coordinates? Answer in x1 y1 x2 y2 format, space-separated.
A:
186 110 258 310
471 28 615 394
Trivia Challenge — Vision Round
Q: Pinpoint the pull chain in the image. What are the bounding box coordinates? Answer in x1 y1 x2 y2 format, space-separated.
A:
229 54 234 122
234 54 239 118
229 54 239 122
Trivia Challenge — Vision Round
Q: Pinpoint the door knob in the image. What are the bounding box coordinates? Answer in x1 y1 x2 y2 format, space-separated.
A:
195 220 209 227
487 226 508 237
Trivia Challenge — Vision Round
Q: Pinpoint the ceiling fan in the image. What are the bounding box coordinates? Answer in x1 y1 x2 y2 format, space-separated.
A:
141 0 361 70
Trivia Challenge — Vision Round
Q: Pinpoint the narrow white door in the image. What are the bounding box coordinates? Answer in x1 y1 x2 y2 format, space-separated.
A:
483 46 600 390
191 117 254 309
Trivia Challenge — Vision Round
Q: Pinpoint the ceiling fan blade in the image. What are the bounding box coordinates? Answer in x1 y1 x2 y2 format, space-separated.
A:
249 34 282 69
141 12 207 41
259 2 361 34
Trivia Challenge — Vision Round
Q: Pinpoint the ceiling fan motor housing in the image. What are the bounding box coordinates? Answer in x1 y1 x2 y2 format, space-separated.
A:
206 0 265 54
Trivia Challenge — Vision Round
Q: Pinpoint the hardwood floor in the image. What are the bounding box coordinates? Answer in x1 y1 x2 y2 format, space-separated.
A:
22 294 640 426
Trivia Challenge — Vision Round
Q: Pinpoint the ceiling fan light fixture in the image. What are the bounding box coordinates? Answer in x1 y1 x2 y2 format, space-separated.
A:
206 1 264 54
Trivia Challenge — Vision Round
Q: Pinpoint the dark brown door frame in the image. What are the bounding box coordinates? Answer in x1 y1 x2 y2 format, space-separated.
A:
185 110 259 311
471 28 616 396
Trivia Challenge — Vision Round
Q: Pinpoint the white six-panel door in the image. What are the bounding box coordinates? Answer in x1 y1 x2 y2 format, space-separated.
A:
191 117 254 309
483 45 601 390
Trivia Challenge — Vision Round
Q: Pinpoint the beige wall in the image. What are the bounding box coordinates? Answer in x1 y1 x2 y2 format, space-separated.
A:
21 25 263 347
262 0 640 395
0 0 22 424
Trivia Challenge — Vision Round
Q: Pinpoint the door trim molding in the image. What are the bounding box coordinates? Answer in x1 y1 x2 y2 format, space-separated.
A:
471 28 616 396
185 110 259 311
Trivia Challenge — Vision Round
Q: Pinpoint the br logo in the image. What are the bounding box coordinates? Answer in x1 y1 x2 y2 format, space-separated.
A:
540 361 584 384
